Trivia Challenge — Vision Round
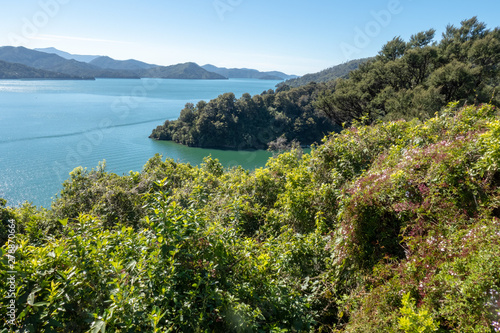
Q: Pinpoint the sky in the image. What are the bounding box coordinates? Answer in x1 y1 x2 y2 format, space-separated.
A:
0 0 499 76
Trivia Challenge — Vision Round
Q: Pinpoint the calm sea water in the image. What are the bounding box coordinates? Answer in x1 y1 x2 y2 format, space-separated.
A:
0 78 279 207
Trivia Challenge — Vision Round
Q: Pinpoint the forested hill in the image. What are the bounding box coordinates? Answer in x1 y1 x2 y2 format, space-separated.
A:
276 57 371 88
137 62 227 80
316 17 500 126
0 60 90 79
150 17 500 150
150 82 338 149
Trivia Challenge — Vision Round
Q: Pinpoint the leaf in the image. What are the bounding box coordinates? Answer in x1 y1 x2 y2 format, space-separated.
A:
58 218 68 227
27 292 35 306
91 320 106 333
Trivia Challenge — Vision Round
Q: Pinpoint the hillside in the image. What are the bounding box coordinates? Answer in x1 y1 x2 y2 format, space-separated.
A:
139 62 227 79
202 64 297 80
90 56 156 71
2 103 499 331
2 17 500 332
316 18 500 127
276 57 371 88
0 60 91 79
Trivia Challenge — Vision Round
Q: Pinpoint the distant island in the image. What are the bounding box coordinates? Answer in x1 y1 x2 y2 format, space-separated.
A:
201 64 297 80
0 46 297 81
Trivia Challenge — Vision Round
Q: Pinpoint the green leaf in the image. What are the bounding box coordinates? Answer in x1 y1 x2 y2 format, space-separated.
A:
58 218 68 227
27 292 35 306
91 320 106 333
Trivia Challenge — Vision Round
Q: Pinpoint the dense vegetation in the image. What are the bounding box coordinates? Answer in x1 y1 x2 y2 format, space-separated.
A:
2 103 500 332
150 82 338 149
276 58 370 89
2 17 500 332
316 17 500 127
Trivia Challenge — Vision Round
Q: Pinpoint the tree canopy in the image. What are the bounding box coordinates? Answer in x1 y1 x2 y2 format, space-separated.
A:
316 17 500 127
150 82 338 149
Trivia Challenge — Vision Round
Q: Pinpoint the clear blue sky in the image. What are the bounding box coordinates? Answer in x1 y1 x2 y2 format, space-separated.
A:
1 0 499 75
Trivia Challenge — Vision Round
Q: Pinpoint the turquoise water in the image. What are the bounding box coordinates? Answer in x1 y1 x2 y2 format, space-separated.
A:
0 79 279 207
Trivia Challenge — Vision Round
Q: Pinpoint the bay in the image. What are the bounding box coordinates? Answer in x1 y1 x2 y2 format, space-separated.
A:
0 78 279 207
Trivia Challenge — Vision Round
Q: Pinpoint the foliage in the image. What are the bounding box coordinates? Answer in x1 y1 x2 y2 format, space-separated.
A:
3 103 500 332
316 17 500 127
398 292 438 333
5 19 500 332
0 198 17 246
150 82 338 149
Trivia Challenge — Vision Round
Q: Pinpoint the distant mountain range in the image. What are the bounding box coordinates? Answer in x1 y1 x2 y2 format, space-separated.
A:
201 64 297 80
34 47 101 63
0 46 297 81
0 47 225 80
277 58 372 88
0 47 139 79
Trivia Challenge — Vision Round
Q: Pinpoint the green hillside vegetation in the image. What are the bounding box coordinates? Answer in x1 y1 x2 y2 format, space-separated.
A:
150 82 338 149
2 17 500 332
276 57 371 89
0 60 89 80
316 17 500 127
2 103 500 332
259 74 284 80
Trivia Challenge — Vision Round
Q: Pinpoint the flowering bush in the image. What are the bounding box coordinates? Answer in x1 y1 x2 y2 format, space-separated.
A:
1 104 500 332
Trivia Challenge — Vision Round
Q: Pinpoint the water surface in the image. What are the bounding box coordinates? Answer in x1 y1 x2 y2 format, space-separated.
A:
0 78 279 207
